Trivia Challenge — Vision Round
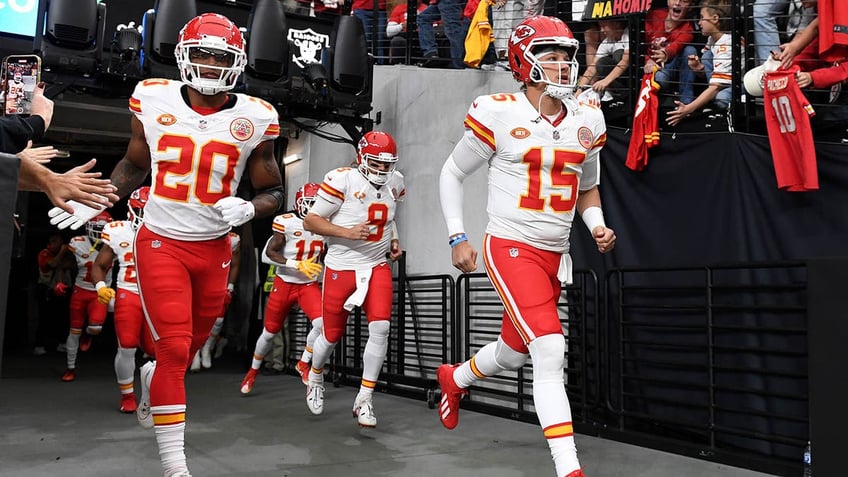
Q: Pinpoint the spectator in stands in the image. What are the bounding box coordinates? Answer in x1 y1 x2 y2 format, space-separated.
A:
666 0 732 126
387 0 429 64
418 0 470 69
491 0 524 68
353 0 390 64
577 17 630 101
0 83 52 154
752 0 816 65
643 0 696 98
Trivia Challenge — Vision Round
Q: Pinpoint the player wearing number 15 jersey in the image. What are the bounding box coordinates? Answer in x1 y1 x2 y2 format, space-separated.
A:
45 13 286 477
437 16 615 477
303 131 405 428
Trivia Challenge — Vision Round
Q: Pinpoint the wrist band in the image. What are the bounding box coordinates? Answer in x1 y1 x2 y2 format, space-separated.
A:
95 281 106 291
285 259 299 269
449 233 468 248
227 283 235 292
581 206 606 232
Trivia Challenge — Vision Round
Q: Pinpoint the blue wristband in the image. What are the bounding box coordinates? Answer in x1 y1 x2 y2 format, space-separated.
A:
449 233 468 248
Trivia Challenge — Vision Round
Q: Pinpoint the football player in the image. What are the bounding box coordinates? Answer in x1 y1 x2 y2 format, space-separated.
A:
47 13 285 477
240 183 325 395
89 186 155 413
61 210 113 382
302 131 404 428
436 16 615 477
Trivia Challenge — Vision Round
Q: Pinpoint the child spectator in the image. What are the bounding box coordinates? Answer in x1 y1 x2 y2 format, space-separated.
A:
577 17 630 101
644 0 696 96
666 0 732 126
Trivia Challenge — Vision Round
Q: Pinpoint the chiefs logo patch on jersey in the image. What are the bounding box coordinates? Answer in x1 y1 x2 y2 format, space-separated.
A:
577 127 594 149
157 113 177 126
230 118 255 141
510 127 531 139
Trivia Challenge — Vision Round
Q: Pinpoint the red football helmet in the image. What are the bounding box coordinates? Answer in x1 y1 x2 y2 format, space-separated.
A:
87 210 113 243
356 131 398 186
127 186 150 230
175 13 247 95
507 16 580 99
295 183 320 218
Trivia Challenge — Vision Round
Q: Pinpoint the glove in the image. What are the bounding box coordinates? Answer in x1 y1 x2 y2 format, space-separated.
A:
95 281 116 305
576 88 601 108
295 256 323 280
48 199 106 230
213 197 255 227
53 282 69 296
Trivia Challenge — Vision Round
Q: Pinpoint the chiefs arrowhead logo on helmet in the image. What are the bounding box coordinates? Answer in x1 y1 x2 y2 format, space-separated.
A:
512 25 536 43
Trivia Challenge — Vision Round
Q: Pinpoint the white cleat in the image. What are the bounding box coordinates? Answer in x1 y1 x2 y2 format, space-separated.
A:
168 472 192 477
137 361 155 429
199 342 213 369
353 397 377 428
190 351 201 372
306 381 325 415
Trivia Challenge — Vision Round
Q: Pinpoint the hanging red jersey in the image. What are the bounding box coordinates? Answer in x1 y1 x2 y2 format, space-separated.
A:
762 66 818 191
625 71 661 171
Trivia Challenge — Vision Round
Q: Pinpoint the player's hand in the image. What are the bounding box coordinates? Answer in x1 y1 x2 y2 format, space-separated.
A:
348 221 372 241
48 199 105 230
451 241 478 273
53 282 69 296
297 256 323 280
214 197 255 226
388 239 402 261
96 286 116 305
593 226 616 254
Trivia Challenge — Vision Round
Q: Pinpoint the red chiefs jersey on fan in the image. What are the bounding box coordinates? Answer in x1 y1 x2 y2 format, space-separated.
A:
128 79 280 240
762 67 818 191
626 71 661 172
463 92 606 253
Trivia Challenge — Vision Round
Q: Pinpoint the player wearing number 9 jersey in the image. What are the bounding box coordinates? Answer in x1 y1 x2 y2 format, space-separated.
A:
101 13 284 477
437 16 615 477
302 131 405 428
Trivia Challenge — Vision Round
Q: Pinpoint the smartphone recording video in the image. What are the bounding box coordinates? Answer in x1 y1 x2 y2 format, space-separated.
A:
3 55 42 116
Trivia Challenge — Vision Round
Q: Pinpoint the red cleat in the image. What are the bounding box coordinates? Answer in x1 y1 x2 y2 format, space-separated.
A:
565 470 586 477
61 368 76 382
120 393 138 413
296 360 310 386
240 368 258 395
79 334 92 352
436 363 467 430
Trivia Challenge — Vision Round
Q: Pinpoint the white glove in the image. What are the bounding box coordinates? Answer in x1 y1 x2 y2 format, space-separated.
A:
213 196 255 226
48 200 106 230
577 88 601 108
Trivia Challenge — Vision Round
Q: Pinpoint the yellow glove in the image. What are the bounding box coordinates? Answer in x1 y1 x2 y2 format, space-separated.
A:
95 281 115 305
296 256 323 280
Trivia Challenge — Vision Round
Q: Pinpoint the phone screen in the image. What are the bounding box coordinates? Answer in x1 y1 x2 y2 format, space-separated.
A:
4 55 41 116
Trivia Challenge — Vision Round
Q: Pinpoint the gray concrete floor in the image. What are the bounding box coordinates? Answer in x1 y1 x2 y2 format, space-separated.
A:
0 349 777 477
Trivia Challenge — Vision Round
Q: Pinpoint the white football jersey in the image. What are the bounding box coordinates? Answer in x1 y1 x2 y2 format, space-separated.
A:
270 213 325 284
462 92 607 253
100 220 138 294
68 236 110 291
129 79 280 240
314 167 405 270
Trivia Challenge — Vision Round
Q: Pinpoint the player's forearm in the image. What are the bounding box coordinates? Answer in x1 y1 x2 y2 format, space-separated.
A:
303 213 352 239
439 155 467 236
110 159 148 199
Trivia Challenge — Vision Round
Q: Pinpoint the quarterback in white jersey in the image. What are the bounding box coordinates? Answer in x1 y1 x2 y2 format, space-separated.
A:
61 211 113 382
47 14 286 477
436 16 616 477
241 183 326 395
303 131 405 428
90 187 153 413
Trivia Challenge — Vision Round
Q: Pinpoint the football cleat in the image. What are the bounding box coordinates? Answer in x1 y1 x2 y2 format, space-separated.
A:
137 361 155 429
296 360 310 386
353 396 377 428
79 334 92 352
436 363 468 430
61 368 76 382
565 470 586 477
306 381 325 415
190 351 201 372
200 341 213 369
240 368 258 395
120 392 138 413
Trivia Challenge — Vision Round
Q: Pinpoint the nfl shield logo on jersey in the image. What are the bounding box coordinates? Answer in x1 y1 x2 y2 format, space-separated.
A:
509 248 519 258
